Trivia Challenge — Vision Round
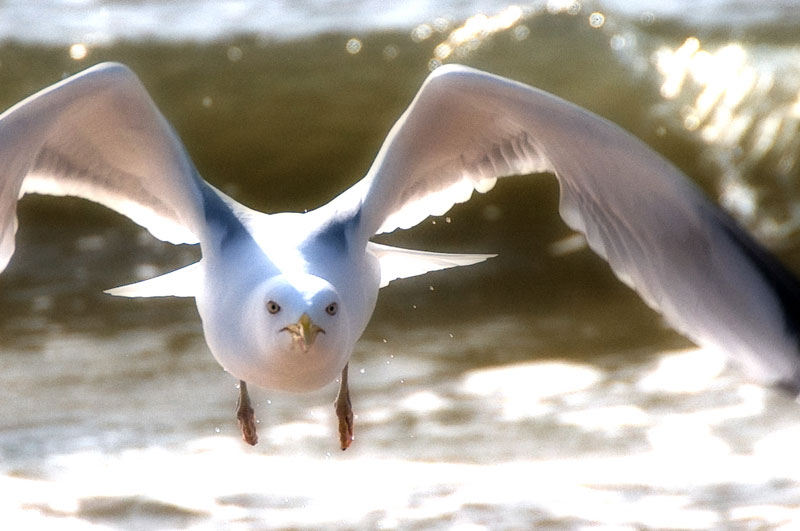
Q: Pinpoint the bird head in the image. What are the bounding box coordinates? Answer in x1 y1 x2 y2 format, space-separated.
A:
236 272 350 391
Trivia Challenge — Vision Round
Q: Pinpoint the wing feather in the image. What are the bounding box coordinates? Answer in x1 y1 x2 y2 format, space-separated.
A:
327 64 800 388
0 62 210 272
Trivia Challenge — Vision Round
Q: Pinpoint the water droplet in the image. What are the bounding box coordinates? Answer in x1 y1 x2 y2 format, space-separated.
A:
445 217 451 223
345 38 362 54
683 114 700 131
382 338 388 343
449 333 454 338
227 46 243 62
428 58 442 71
610 34 626 51
513 25 530 41
589 12 605 28
429 285 435 291
267 399 272 405
214 427 220 433
360 368 366 374
412 304 417 309
434 43 452 60
382 44 399 61
433 17 450 33
400 379 405 384
411 23 432 42
202 96 213 108
69 43 87 60
431 220 437 225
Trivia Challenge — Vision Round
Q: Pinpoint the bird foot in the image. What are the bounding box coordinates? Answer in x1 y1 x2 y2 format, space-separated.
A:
334 363 354 450
334 393 354 450
236 380 258 446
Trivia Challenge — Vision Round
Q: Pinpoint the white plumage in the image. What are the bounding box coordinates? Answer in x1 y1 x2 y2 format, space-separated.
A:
2 62 799 448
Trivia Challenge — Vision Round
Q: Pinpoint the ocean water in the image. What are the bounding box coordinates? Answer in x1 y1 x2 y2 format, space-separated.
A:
2 1 800 529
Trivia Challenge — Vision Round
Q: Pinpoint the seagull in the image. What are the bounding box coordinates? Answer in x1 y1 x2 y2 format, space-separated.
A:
2 62 799 449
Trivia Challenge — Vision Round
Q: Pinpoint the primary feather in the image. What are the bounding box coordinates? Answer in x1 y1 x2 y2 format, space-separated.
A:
0 62 206 273
324 64 800 389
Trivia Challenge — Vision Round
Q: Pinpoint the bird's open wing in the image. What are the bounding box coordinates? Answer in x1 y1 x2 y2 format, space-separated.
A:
0 62 210 272
328 64 800 389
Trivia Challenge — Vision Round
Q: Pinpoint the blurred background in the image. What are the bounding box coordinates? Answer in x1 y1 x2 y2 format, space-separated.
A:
1 1 800 529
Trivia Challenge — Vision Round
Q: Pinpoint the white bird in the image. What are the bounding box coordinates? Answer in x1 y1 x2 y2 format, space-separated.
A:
2 62 799 449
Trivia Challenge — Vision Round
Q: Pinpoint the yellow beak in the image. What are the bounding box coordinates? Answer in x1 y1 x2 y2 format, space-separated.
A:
282 313 325 352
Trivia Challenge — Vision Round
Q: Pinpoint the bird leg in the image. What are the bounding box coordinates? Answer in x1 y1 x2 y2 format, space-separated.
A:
236 380 258 445
334 363 354 450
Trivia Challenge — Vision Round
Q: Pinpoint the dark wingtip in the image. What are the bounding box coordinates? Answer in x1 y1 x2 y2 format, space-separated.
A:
774 378 800 398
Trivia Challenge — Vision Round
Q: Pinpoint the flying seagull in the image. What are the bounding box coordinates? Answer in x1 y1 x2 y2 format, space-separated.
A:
1 62 799 449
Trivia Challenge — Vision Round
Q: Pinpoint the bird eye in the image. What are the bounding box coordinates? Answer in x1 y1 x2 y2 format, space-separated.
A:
326 302 338 316
267 300 281 314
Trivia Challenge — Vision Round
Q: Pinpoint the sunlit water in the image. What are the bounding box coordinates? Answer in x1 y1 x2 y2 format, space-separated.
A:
2 1 800 529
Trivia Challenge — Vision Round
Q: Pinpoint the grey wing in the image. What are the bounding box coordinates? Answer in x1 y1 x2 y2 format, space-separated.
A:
325 64 800 389
0 62 212 272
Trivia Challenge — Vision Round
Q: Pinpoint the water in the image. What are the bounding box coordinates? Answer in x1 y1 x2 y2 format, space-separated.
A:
2 1 800 529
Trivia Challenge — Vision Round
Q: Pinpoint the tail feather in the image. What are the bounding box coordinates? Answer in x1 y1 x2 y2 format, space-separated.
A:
368 242 495 288
105 261 201 298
